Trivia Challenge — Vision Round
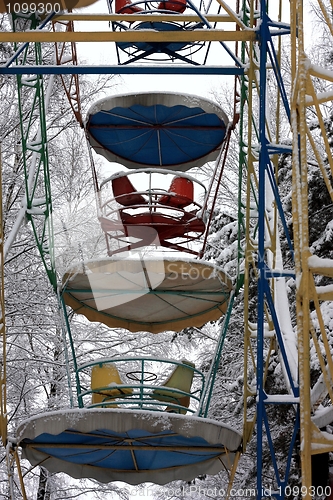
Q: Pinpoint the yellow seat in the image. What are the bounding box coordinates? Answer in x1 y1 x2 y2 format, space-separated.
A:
153 360 195 414
91 363 132 407
165 396 190 414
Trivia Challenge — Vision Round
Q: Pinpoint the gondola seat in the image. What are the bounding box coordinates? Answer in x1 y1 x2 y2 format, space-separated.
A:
112 175 146 206
158 0 186 12
115 0 186 13
91 363 132 407
152 360 195 413
115 0 143 13
158 176 194 208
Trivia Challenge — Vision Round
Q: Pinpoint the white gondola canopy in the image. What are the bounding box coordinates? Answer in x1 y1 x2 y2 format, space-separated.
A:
61 257 233 333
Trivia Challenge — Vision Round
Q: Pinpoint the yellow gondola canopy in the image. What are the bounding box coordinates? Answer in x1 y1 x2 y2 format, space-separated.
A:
61 257 233 334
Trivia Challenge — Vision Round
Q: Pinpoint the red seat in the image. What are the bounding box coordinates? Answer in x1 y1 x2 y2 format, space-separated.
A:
157 0 186 12
120 211 205 241
112 176 146 206
115 0 143 13
159 176 194 208
100 211 205 255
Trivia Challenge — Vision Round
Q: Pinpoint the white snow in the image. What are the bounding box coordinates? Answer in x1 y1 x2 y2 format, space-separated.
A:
308 255 333 269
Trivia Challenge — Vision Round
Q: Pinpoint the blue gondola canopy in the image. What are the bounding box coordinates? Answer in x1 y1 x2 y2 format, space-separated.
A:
85 92 229 171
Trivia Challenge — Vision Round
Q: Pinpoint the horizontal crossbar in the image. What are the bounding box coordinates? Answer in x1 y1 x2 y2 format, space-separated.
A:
0 29 256 43
0 65 245 75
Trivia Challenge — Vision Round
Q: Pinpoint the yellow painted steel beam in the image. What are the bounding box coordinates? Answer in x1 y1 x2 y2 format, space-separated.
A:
309 279 333 404
290 0 333 500
316 289 333 301
0 29 256 43
291 3 333 487
215 0 248 30
13 450 28 500
305 80 333 193
318 0 333 38
310 65 333 85
53 13 234 22
306 90 333 106
290 0 322 496
242 5 259 454
309 259 333 278
310 421 333 454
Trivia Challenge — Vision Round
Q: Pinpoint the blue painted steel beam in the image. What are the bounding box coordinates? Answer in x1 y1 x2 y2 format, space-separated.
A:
267 41 291 122
263 279 298 396
262 406 300 499
0 65 244 75
256 4 297 499
256 4 268 495
265 160 294 258
263 270 295 279
266 144 292 155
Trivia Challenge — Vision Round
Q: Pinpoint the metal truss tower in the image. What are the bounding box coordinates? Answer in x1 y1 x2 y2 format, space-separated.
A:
239 2 299 498
290 1 333 498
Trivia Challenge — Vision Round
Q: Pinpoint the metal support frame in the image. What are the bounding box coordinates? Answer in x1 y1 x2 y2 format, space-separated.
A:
52 17 83 127
199 291 235 417
0 26 256 43
0 65 244 75
290 1 333 497
11 13 57 289
240 2 299 498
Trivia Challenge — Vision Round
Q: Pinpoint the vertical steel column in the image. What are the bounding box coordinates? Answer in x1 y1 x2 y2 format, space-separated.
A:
290 1 314 497
239 1 299 498
11 13 57 289
256 3 268 496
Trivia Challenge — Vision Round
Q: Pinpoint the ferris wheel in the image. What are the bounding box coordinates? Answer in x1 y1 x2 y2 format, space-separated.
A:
1 1 333 499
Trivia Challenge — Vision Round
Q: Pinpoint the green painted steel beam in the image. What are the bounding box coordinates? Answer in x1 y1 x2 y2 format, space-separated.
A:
14 12 57 289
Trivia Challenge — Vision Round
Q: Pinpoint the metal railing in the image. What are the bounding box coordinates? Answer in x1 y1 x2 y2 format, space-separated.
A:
77 356 205 415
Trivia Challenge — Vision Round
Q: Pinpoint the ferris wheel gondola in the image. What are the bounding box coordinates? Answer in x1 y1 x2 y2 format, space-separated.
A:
17 407 242 485
108 0 206 65
98 169 207 256
61 257 233 333
85 92 229 171
17 357 242 485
